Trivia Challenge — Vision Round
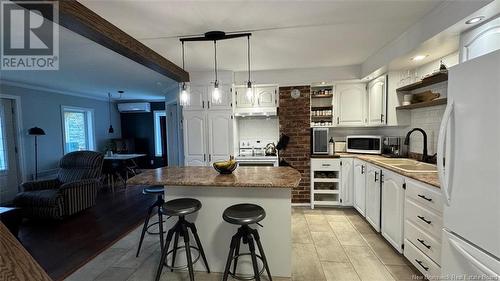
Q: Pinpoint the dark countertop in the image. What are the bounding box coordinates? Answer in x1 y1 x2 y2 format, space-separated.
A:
127 166 301 188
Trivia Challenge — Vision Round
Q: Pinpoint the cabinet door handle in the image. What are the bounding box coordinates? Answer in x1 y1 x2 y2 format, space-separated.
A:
322 164 331 167
374 171 378 182
204 154 206 161
417 238 431 249
418 194 433 202
417 215 432 224
380 173 384 184
209 154 211 162
208 101 210 109
361 165 365 174
337 117 340 124
380 114 384 122
202 101 205 108
415 259 429 271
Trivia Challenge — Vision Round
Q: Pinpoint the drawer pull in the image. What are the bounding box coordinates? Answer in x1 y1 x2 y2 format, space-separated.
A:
417 238 431 249
418 194 433 202
321 164 331 167
415 259 429 271
417 215 432 224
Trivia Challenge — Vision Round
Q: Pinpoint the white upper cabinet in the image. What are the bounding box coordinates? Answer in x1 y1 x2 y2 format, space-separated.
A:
184 85 206 111
183 110 207 166
207 84 232 110
335 83 367 126
367 75 387 126
365 163 381 232
255 86 278 108
353 159 366 216
381 168 405 253
460 16 500 62
234 85 278 111
341 158 354 206
207 111 233 164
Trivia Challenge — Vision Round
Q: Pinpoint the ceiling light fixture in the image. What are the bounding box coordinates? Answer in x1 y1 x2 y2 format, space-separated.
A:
245 35 254 103
179 41 190 106
465 16 485 24
411 55 428 61
212 40 221 104
107 92 114 134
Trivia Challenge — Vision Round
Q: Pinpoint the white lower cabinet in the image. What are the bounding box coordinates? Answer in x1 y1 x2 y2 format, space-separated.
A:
183 110 233 166
310 158 354 209
365 163 381 232
381 168 405 253
353 159 366 216
404 179 443 276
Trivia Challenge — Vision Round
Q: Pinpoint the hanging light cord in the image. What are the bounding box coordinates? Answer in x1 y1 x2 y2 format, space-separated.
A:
181 41 185 70
247 35 251 83
108 92 112 125
214 40 218 85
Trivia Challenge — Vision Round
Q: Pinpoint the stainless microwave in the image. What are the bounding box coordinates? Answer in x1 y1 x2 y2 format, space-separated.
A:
312 128 329 154
346 135 383 154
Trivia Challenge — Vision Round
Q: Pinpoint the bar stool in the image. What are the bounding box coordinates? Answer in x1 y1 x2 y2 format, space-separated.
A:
154 198 210 281
136 186 165 257
222 203 272 281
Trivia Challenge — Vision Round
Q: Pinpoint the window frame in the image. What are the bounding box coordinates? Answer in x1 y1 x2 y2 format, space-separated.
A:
153 110 166 157
61 105 96 154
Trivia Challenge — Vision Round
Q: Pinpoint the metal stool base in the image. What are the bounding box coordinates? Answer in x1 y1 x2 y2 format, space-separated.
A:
162 245 201 271
229 253 266 281
146 220 166 235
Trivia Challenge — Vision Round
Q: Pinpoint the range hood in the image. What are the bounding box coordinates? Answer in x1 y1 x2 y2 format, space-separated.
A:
234 107 277 117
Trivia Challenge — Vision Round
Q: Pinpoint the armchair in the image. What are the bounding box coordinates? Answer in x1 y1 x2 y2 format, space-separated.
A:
14 151 104 219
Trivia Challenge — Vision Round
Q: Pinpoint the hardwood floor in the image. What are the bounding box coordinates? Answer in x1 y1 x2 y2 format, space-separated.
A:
18 185 156 281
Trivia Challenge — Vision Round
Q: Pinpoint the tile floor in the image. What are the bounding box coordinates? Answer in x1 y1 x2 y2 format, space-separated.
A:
65 207 422 281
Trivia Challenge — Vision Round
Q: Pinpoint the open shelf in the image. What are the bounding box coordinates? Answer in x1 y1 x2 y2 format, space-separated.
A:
311 115 333 119
396 98 447 110
311 106 333 110
311 94 333 99
396 72 448 92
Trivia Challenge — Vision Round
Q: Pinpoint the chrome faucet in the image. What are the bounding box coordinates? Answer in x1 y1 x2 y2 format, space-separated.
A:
404 128 430 163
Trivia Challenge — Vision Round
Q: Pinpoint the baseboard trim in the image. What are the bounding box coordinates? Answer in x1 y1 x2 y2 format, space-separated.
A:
291 203 311 207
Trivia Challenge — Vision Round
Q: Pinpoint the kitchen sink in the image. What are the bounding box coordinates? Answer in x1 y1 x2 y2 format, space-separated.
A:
374 158 437 173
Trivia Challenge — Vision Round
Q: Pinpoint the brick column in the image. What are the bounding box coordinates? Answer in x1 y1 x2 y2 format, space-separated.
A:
278 86 311 203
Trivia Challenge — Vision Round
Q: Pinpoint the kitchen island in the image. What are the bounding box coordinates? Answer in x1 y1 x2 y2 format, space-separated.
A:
127 166 300 278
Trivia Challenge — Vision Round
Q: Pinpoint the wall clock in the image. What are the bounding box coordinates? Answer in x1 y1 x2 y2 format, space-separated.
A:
291 89 301 99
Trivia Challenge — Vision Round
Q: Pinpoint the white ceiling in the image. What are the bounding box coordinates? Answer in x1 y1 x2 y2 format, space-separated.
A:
0 25 177 101
80 0 446 72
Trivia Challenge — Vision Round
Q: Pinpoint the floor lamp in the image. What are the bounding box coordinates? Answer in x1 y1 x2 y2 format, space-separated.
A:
28 127 45 180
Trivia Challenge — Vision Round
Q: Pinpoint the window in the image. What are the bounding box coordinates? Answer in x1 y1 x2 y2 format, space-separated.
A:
61 106 95 154
0 104 7 171
154 111 166 157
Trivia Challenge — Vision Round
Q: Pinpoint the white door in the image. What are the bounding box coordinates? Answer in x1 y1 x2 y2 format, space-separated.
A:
365 164 381 232
183 110 207 166
207 84 232 110
367 76 387 126
381 168 405 253
439 50 500 258
0 98 21 204
255 86 277 108
207 111 233 164
235 86 254 108
340 158 353 206
335 83 366 126
353 159 366 216
460 16 500 62
442 229 500 277
183 85 206 111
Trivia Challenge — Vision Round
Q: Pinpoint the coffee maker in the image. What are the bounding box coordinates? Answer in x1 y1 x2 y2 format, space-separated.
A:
382 136 407 158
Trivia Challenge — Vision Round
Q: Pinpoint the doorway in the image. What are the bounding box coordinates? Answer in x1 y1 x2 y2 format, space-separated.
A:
0 98 22 204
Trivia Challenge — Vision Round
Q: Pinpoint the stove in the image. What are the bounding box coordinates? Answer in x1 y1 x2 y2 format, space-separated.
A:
237 139 279 166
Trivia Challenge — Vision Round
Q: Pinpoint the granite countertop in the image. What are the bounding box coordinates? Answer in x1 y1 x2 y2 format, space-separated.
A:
337 153 440 188
127 166 301 189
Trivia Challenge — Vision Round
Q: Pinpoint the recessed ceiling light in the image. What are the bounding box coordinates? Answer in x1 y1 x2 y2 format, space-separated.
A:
411 55 428 61
465 16 485 24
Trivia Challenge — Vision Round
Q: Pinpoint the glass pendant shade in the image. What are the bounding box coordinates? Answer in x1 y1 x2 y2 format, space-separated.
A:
245 81 254 103
180 83 190 106
212 81 222 104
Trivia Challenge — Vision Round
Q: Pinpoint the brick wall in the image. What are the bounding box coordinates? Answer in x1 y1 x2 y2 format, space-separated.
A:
278 86 311 203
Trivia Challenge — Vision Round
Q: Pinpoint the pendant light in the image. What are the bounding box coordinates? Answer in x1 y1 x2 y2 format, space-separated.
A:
211 40 222 104
107 92 114 134
245 35 254 102
179 41 190 106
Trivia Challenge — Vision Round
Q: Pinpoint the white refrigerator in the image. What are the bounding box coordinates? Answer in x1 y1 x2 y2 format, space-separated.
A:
438 50 500 277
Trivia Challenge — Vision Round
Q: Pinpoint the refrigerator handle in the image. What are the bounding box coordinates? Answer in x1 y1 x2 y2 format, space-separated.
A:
437 101 454 206
449 237 499 277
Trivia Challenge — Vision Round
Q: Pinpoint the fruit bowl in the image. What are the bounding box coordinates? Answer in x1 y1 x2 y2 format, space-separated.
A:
213 160 238 174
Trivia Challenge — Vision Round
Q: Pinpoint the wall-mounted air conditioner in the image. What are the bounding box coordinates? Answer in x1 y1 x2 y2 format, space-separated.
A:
117 103 151 113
